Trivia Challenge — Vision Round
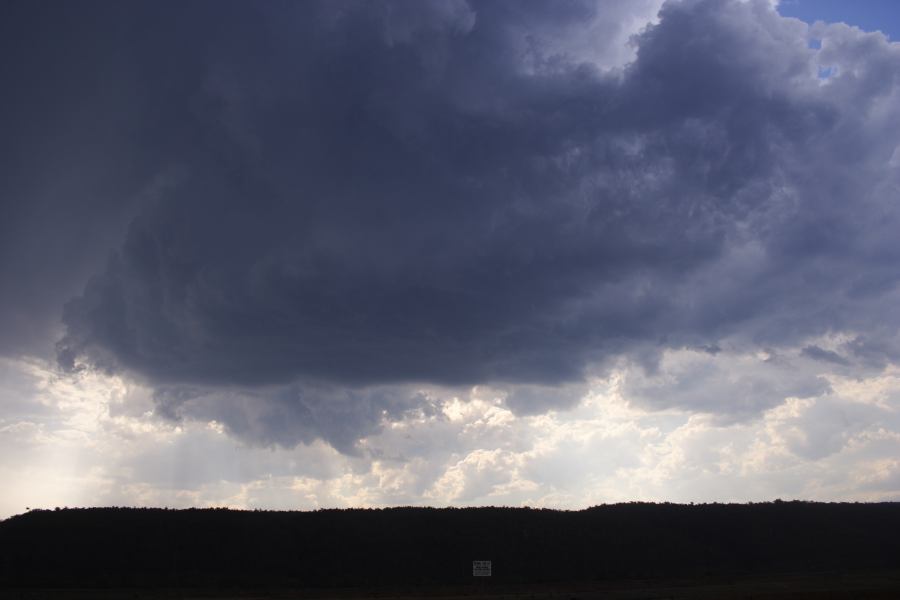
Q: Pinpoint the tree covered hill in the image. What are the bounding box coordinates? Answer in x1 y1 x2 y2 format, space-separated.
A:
1 502 899 589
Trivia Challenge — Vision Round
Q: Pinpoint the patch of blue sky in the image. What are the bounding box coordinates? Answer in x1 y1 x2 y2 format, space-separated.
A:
817 65 835 79
778 0 900 41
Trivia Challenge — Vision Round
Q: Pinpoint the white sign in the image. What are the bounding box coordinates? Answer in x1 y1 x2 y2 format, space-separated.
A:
473 560 491 576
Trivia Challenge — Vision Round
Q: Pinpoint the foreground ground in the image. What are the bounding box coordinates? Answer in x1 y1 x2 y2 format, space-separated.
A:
4 570 900 600
3 506 899 598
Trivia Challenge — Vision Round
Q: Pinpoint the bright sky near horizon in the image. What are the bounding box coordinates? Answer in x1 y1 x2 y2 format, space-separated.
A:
2 0 900 520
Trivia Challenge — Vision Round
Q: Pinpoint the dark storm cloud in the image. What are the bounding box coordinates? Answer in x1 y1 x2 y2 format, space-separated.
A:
55 0 680 388
11 0 898 447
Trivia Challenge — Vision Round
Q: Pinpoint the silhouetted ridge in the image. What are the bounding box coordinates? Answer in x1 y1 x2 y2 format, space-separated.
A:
1 502 898 588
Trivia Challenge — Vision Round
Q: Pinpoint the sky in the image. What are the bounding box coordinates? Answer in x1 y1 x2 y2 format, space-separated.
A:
1 0 900 519
778 0 900 41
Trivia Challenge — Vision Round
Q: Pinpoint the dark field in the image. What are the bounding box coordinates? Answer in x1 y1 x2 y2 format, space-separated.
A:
4 572 900 600
2 503 899 598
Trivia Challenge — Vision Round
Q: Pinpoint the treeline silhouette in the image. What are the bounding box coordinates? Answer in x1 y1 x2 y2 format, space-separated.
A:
1 502 899 589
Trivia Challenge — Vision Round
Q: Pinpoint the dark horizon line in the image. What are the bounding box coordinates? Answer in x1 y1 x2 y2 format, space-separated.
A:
7 497 896 520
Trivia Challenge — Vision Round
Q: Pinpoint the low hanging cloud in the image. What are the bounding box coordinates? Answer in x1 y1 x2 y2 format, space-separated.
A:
50 0 900 450
621 347 833 421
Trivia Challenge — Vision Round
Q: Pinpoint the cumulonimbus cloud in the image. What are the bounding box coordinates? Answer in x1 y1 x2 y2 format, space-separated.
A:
53 0 900 450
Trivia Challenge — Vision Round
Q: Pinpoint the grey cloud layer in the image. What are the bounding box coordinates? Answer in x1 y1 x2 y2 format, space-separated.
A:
20 0 900 446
